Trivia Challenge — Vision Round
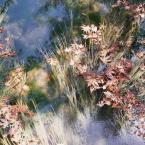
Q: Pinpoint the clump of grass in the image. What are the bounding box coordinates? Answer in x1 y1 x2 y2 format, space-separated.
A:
44 0 145 140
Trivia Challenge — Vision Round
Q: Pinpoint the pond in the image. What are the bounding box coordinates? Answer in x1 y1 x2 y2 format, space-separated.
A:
0 0 145 145
0 0 67 60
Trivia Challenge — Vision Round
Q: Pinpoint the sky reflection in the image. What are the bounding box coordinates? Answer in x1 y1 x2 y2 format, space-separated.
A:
1 0 66 59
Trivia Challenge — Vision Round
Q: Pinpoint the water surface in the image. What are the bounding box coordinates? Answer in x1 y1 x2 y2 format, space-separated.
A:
1 0 66 59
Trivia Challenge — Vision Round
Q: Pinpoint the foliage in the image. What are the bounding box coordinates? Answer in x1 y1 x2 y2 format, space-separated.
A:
0 97 33 145
0 0 145 144
46 0 145 139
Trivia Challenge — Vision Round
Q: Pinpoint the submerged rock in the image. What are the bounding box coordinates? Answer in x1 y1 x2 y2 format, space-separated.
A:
27 66 50 95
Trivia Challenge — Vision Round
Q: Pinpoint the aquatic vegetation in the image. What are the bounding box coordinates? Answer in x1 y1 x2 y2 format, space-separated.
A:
45 0 145 140
112 0 145 18
4 67 29 97
0 97 33 145
0 0 145 144
0 26 16 58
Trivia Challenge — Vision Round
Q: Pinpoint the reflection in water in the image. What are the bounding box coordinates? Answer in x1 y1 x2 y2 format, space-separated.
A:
33 109 145 145
0 1 145 145
1 0 67 60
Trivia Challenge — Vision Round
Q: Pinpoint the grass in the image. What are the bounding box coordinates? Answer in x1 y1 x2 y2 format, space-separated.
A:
0 0 145 144
18 107 100 145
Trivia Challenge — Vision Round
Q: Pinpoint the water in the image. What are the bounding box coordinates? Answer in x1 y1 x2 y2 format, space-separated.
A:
0 0 145 144
0 0 67 60
33 109 145 145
